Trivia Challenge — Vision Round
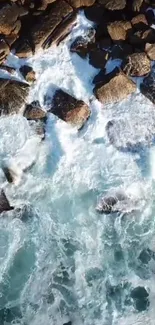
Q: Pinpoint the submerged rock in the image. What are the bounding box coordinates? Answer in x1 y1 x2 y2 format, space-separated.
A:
0 79 29 115
96 191 127 214
94 70 136 104
19 65 36 83
50 89 90 129
0 189 14 214
131 286 149 312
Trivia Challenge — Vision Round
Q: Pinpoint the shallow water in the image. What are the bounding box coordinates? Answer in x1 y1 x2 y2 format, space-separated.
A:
0 11 155 325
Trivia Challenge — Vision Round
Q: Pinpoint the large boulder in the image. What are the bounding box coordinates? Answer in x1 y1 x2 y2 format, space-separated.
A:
107 20 132 41
97 0 126 10
50 89 90 129
140 65 155 104
30 0 73 51
0 79 29 115
122 52 151 77
0 190 14 214
94 70 136 104
0 2 27 36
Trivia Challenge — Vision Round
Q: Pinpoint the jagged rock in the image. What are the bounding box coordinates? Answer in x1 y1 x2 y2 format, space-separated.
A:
129 28 155 46
122 52 151 77
66 0 95 8
96 191 127 213
93 69 106 85
24 101 46 120
0 39 10 64
20 65 36 83
132 0 144 11
84 3 105 23
38 0 57 10
131 14 148 30
30 0 73 51
97 0 126 10
0 79 29 115
0 65 15 74
89 48 109 69
94 70 136 104
70 29 95 58
14 39 33 58
50 89 90 129
107 20 132 41
140 65 155 103
145 43 155 60
5 34 18 47
0 3 28 36
0 190 14 214
111 43 133 60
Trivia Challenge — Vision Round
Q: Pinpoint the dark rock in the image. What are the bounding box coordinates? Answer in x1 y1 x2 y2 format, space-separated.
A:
94 70 136 104
93 69 106 85
122 52 151 77
146 9 155 26
0 39 10 64
96 191 127 213
24 101 46 120
89 48 109 69
129 28 155 47
132 0 144 11
30 0 73 51
0 65 16 74
131 14 148 30
138 248 152 264
0 79 29 115
84 3 105 23
70 29 95 58
145 43 155 60
63 322 72 325
66 0 95 8
20 65 36 83
111 43 133 60
107 20 132 41
99 37 112 50
0 189 14 213
37 0 57 10
131 286 149 312
97 0 126 10
140 65 155 103
14 38 33 58
50 89 90 129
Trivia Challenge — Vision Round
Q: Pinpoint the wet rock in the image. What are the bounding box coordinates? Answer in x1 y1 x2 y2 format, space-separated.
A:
0 39 10 64
99 37 112 50
129 28 155 47
0 79 29 115
14 38 33 58
122 52 151 77
97 0 126 10
0 2 27 36
30 0 73 51
93 69 106 85
84 3 105 23
0 65 16 74
96 191 127 213
89 48 109 69
66 0 95 8
146 9 155 26
138 248 152 264
24 101 46 120
145 43 155 60
38 0 57 10
131 14 148 30
0 189 14 214
50 89 90 129
107 20 132 41
111 43 133 60
20 65 36 83
70 29 95 58
131 286 149 312
63 322 72 325
94 70 136 104
132 0 144 11
140 65 155 103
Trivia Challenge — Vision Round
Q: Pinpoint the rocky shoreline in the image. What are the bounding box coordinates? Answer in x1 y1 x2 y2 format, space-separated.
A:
0 0 155 212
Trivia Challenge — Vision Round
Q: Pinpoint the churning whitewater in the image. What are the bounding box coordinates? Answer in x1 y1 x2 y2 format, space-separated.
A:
0 11 155 325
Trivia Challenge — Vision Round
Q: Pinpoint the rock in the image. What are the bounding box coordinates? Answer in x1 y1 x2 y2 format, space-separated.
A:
99 37 112 50
0 3 28 36
0 79 29 115
132 0 144 11
20 65 36 83
140 65 155 103
131 286 149 312
66 0 95 8
0 65 16 74
138 248 153 264
84 3 105 23
129 28 155 47
145 43 155 60
63 322 72 325
50 89 90 129
111 43 133 60
38 0 57 10
122 52 151 77
14 38 33 58
93 69 106 85
0 39 10 64
24 101 46 120
96 191 127 213
70 29 95 58
0 190 14 214
89 48 109 69
97 0 126 10
146 9 155 26
5 34 18 47
30 0 73 51
107 20 132 41
94 70 136 104
131 14 148 30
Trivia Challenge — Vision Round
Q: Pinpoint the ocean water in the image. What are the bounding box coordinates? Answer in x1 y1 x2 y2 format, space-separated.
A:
0 11 155 325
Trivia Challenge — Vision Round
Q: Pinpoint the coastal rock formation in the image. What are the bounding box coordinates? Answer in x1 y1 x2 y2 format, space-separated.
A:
20 65 36 83
0 190 14 214
122 52 151 77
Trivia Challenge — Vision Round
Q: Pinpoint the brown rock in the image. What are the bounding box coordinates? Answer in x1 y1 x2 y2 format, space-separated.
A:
20 65 36 83
0 79 29 115
131 14 148 30
0 189 14 214
107 21 132 41
89 48 109 69
24 101 47 120
140 65 155 103
14 39 33 58
122 52 151 77
129 28 155 46
132 0 144 11
145 43 155 60
94 70 136 104
97 0 126 10
5 34 18 47
66 0 95 8
38 0 57 10
50 89 90 129
0 3 28 36
0 39 10 64
31 0 73 51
